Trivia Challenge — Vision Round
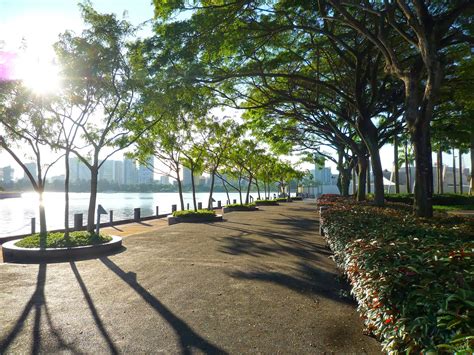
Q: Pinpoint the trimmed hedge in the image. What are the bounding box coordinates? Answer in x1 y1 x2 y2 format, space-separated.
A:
291 196 303 201
385 193 474 206
255 200 279 206
16 231 112 248
275 197 291 202
172 209 216 218
319 195 473 353
225 203 257 211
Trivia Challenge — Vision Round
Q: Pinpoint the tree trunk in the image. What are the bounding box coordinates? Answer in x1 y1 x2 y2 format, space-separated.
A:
394 136 400 193
177 177 185 210
255 178 261 199
87 165 99 233
366 159 371 194
238 176 243 204
352 163 357 196
357 117 384 205
404 140 410 194
411 120 433 217
221 177 231 204
459 150 463 194
64 150 70 240
175 165 185 210
436 150 441 194
38 188 47 248
452 148 457 194
208 170 216 209
471 133 474 195
439 150 444 194
245 175 253 204
340 168 351 196
190 169 197 211
357 156 367 202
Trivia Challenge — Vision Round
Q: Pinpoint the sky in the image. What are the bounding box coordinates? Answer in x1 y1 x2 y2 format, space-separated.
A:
0 1 470 180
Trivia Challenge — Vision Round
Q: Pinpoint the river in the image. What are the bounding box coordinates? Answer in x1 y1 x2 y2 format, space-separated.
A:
0 191 268 237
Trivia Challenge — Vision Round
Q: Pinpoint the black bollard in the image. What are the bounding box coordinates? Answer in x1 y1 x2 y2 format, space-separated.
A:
31 217 36 235
134 208 141 221
74 214 83 231
109 210 114 226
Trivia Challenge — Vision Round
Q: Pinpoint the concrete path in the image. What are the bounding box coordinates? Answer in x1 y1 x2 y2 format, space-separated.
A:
0 201 380 354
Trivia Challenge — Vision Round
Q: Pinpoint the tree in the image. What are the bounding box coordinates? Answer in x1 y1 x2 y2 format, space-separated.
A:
325 1 474 216
54 3 140 232
0 82 61 243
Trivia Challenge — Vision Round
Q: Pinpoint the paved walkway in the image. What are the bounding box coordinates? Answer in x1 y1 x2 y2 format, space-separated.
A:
0 201 380 354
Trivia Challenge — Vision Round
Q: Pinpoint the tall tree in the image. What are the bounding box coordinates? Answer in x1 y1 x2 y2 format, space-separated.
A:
326 1 474 216
55 3 139 232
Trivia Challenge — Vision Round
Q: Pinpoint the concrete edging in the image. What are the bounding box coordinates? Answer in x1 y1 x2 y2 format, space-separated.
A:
1 235 122 263
167 214 223 225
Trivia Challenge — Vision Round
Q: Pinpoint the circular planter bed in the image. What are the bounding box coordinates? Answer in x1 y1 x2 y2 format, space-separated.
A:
2 235 122 263
167 214 223 225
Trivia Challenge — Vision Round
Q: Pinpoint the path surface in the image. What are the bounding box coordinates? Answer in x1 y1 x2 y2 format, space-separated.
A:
0 201 380 354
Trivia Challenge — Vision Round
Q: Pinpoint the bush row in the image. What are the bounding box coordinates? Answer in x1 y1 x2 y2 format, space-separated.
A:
318 195 473 353
172 209 216 218
225 203 257 211
384 193 474 206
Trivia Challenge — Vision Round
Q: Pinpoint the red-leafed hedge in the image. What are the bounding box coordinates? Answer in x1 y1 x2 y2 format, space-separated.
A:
318 195 473 353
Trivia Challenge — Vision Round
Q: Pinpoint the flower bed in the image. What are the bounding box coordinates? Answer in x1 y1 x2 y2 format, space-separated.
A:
319 195 473 353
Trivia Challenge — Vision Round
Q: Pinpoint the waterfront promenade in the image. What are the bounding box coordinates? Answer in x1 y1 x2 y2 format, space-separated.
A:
0 201 380 353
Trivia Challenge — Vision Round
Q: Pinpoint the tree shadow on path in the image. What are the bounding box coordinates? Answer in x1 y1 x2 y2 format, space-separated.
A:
100 256 226 355
0 264 82 354
70 261 119 354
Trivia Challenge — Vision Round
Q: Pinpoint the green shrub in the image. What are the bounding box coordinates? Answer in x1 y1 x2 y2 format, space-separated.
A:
291 196 303 201
385 193 474 206
225 203 257 210
321 198 473 353
275 197 291 202
255 200 279 206
172 209 216 218
16 231 112 248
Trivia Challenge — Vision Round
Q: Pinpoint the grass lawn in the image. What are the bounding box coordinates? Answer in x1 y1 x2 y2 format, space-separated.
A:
16 231 112 248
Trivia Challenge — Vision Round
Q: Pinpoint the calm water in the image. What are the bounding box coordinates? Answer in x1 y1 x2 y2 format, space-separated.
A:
0 192 263 237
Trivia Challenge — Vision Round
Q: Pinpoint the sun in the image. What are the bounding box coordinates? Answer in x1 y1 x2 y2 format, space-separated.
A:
16 55 61 95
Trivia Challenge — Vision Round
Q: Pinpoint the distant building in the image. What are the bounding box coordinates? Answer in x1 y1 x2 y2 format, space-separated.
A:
24 162 37 180
138 157 154 184
314 165 333 185
114 161 124 185
99 160 114 182
123 158 137 185
69 157 90 182
160 175 170 185
182 167 192 186
0 166 14 183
